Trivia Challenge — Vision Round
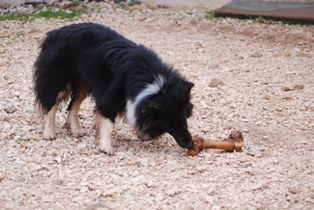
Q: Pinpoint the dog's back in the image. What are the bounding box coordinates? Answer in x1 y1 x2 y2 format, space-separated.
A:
34 23 133 114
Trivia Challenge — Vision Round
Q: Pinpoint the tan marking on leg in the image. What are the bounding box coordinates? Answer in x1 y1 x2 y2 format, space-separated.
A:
42 87 71 140
34 103 45 121
66 85 88 137
56 84 71 103
66 99 84 137
43 103 58 140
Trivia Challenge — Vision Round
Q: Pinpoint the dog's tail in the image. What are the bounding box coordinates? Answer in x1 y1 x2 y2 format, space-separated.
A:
33 41 70 116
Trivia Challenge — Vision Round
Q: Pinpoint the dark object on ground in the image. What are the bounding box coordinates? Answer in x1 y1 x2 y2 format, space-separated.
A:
215 0 314 24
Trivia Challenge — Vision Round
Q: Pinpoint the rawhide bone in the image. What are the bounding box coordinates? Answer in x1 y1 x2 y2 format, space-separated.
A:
188 130 244 156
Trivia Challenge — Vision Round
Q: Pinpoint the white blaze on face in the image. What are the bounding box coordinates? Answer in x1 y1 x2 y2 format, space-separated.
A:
126 75 165 126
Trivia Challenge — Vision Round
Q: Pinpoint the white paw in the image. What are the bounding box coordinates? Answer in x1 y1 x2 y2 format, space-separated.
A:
43 130 56 140
71 129 85 137
99 144 115 155
65 122 84 137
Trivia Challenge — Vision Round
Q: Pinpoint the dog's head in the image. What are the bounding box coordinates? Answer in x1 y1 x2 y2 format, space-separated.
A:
134 79 194 149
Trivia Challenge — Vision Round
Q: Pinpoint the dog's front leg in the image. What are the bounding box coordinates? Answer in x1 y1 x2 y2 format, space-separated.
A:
96 115 114 155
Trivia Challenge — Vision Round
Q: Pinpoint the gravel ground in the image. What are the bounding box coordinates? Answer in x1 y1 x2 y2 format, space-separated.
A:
0 4 314 210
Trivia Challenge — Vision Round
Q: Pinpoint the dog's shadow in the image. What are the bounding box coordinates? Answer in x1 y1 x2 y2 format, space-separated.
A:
113 136 181 156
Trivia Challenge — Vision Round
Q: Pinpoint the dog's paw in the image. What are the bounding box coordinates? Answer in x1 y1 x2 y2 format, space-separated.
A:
99 145 115 155
71 129 85 137
43 130 56 140
65 122 84 137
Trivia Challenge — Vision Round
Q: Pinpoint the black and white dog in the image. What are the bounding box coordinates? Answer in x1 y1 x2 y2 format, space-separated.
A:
34 23 194 154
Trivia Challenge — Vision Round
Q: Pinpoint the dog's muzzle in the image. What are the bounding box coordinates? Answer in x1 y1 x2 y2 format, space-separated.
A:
135 128 152 141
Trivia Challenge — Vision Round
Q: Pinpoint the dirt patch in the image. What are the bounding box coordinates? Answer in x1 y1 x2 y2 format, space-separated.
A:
0 5 313 210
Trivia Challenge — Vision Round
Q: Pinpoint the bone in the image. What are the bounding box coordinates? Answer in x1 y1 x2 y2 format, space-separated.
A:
188 130 244 156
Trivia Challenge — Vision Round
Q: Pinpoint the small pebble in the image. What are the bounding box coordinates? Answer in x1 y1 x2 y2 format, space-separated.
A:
208 78 225 88
5 105 17 114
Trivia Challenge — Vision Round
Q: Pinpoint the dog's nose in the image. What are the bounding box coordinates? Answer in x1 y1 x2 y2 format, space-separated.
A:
137 134 152 141
135 129 152 141
187 141 194 149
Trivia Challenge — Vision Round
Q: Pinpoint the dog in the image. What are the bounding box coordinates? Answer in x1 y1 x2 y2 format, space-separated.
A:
33 22 194 154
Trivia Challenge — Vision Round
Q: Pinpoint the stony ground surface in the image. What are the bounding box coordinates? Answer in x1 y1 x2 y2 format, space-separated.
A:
0 3 314 210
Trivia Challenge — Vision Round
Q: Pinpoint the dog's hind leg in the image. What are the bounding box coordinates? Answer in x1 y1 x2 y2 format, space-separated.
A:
66 85 88 137
42 88 70 140
66 99 83 137
43 103 59 140
96 115 114 155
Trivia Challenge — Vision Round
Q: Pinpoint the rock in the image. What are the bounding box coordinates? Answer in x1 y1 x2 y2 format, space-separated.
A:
86 204 111 210
5 105 17 114
0 59 6 66
138 158 149 167
165 188 180 197
282 86 292 92
293 84 304 90
209 78 225 88
128 3 146 12
54 0 75 9
54 156 62 164
250 52 263 58
245 147 264 158
282 84 304 92
0 171 5 181
25 0 58 6
28 162 42 172
146 4 158 10
281 51 291 57
288 187 298 194
77 142 87 150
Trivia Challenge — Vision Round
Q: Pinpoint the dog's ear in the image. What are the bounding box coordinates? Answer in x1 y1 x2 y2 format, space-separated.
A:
183 81 194 94
140 100 163 118
178 80 194 99
140 101 163 131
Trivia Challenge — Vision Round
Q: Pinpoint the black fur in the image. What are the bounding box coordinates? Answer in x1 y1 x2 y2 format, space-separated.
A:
34 22 194 149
